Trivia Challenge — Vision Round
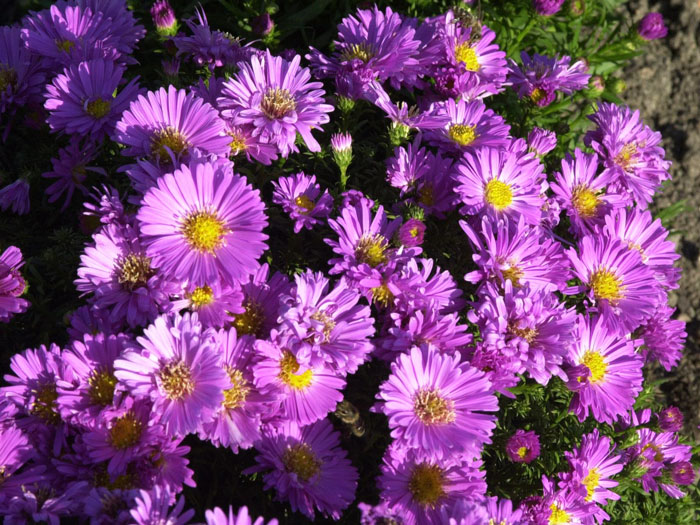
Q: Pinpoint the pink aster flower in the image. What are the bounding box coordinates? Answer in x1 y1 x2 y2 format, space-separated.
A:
114 312 230 436
114 85 230 165
636 304 686 371
205 506 279 525
508 52 590 107
136 159 268 287
244 419 358 520
637 13 668 40
225 122 279 165
453 147 545 225
506 429 541 463
565 315 643 424
398 219 426 247
272 173 333 233
130 487 193 525
219 50 334 157
534 0 565 16
377 345 498 460
171 281 244 329
656 406 684 433
527 127 557 157
0 246 30 322
44 58 140 139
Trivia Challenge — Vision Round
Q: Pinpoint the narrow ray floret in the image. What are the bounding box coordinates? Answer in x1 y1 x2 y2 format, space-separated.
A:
136 159 268 287
0 245 30 322
271 173 333 233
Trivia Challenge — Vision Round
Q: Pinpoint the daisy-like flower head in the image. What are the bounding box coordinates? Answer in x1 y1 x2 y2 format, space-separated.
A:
219 50 334 157
76 223 177 329
114 85 230 165
77 0 146 58
307 5 423 91
173 6 243 70
44 59 141 139
204 505 279 525
383 308 473 358
399 219 426 248
129 486 194 525
584 102 670 206
253 335 345 426
566 233 661 331
377 345 498 460
137 159 268 287
378 444 486 525
506 429 540 463
114 311 230 436
0 27 45 124
550 148 626 236
603 207 680 290
656 406 684 433
386 138 432 196
527 475 592 525
424 99 510 154
172 280 244 329
454 147 545 225
565 315 643 424
199 328 267 452
527 126 557 157
636 304 686 371
395 257 466 315
225 121 279 166
637 13 668 41
462 215 570 293
0 245 30 322
244 419 358 520
272 173 334 233
0 425 35 500
507 52 590 107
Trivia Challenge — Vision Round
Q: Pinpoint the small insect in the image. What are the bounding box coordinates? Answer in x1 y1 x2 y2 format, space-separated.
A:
454 5 483 44
334 400 366 437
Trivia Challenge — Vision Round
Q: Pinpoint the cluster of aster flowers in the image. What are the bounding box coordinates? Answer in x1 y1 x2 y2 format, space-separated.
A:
0 1 692 523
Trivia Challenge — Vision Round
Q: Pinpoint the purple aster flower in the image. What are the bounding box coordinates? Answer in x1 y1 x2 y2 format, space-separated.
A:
506 429 541 463
253 335 345 426
584 102 670 206
636 304 686 371
171 281 244 329
199 329 267 452
77 0 146 59
358 501 404 525
0 179 30 215
386 138 432 196
424 99 510 154
225 122 279 165
272 173 333 233
0 246 29 322
527 127 557 157
82 487 137 524
66 305 120 340
371 86 450 133
205 506 279 525
76 223 176 328
4 480 89 525
82 184 127 227
604 207 680 290
565 315 643 424
455 148 544 226
508 52 590 106
114 312 229 436
307 6 424 93
0 426 35 506
550 148 626 236
394 257 466 315
565 233 660 331
656 406 684 433
378 445 486 525
399 219 426 248
219 50 334 157
44 59 140 139
638 13 668 40
173 6 242 70
534 0 565 16
462 216 570 292
114 85 230 165
244 419 358 520
129 487 194 525
526 476 592 525
42 136 107 210
383 309 473 357
377 345 498 460
136 159 268 287
151 0 178 37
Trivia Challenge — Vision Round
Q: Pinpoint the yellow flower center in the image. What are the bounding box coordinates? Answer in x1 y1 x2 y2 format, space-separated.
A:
517 446 529 459
260 88 296 119
222 366 250 410
295 195 315 213
409 463 446 507
0 66 18 92
231 298 265 336
530 88 547 104
159 361 195 400
448 124 478 146
227 128 248 155
188 285 214 308
86 98 112 119
371 283 394 307
501 265 523 286
150 126 190 161
583 468 600 501
419 184 435 207
278 351 313 390
484 179 513 210
30 384 60 424
589 269 623 303
117 254 153 291
355 234 389 267
454 43 480 71
55 39 75 53
614 143 637 172
548 504 570 524
282 443 321 482
341 42 376 63
582 350 607 383
181 211 227 253
413 389 456 425
641 443 665 462
571 186 600 218
88 369 118 407
109 411 143 450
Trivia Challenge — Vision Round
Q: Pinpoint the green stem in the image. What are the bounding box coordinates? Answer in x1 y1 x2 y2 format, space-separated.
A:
339 166 348 192
511 17 538 55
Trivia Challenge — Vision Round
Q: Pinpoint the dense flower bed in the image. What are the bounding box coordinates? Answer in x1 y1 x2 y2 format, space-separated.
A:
0 0 697 524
